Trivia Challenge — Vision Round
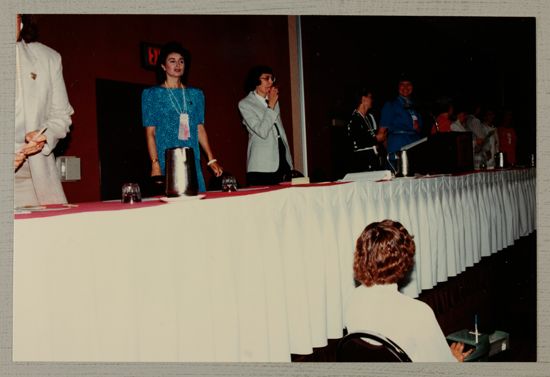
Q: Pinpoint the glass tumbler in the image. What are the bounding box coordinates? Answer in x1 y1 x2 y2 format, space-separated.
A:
121 183 142 203
221 176 237 192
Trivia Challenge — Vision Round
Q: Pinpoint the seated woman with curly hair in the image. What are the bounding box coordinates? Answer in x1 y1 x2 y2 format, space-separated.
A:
345 219 472 362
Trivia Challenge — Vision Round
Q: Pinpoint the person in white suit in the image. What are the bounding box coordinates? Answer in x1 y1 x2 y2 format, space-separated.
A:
238 65 293 186
14 14 74 207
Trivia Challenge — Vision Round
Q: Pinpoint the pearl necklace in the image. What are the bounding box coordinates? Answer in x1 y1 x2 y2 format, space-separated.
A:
164 81 188 115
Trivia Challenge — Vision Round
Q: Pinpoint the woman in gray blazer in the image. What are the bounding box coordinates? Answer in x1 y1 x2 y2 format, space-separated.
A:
238 66 293 186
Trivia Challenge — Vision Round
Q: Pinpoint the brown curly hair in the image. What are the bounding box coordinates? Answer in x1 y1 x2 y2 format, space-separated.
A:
353 219 415 286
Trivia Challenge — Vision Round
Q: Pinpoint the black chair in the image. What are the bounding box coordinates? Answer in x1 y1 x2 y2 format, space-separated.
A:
336 331 412 362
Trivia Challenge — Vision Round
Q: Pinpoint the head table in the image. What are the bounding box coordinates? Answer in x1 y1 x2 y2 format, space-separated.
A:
13 168 535 362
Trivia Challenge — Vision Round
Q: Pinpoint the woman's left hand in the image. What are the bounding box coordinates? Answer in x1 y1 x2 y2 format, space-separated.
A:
20 140 45 157
209 161 223 177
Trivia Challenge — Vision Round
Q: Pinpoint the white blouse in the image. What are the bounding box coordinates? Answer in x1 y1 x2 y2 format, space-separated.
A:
345 283 457 362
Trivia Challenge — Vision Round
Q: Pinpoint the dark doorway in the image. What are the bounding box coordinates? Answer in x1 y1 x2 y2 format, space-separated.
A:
96 79 152 200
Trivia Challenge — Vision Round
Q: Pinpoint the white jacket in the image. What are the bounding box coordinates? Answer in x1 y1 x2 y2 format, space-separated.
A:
16 41 74 204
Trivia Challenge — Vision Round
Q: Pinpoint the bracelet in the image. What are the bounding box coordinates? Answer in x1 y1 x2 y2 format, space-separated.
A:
151 158 159 164
207 159 217 166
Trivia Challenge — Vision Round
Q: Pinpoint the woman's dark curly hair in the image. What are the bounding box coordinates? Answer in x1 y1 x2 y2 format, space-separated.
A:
155 41 191 85
353 219 415 286
244 65 274 93
351 87 373 108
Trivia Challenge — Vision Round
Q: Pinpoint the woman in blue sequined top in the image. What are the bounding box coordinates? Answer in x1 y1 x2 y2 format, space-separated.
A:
142 42 223 192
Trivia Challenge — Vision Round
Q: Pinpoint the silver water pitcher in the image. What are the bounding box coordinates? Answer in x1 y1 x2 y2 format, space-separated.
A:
396 150 410 177
165 147 199 197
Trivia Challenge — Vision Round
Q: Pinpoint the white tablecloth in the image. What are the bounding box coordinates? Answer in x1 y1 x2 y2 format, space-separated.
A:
13 169 535 362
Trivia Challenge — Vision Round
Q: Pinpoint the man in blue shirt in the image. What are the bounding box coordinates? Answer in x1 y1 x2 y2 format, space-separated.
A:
379 77 423 163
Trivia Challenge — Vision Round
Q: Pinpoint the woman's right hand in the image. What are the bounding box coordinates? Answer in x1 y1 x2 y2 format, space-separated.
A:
450 342 474 362
151 161 161 176
14 152 26 170
267 86 279 109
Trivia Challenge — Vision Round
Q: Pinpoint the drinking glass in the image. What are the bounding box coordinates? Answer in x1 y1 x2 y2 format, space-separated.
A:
221 176 237 192
121 183 142 203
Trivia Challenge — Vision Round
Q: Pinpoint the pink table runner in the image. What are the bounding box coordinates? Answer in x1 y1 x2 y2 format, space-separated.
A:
15 182 347 220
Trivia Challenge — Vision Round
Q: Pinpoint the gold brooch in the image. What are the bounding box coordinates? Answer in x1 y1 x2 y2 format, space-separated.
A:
30 72 37 80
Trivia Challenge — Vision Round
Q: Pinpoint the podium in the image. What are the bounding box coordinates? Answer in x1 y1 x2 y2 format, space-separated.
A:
406 132 474 175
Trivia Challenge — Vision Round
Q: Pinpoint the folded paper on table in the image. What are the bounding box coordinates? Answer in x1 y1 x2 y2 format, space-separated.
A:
340 170 392 182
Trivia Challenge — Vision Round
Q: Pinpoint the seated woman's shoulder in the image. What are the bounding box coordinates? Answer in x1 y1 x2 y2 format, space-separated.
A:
399 293 435 312
414 298 439 318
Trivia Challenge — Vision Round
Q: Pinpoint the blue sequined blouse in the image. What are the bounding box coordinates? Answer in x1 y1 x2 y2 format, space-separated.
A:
142 86 206 192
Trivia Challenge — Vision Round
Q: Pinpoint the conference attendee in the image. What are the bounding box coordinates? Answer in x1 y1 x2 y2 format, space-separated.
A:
345 219 473 362
15 14 74 207
430 98 453 134
466 103 487 169
238 65 293 186
379 76 423 164
142 42 223 192
345 88 384 172
496 110 517 166
450 107 469 132
479 108 499 168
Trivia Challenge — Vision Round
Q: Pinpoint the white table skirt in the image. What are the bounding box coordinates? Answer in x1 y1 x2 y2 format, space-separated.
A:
13 169 535 362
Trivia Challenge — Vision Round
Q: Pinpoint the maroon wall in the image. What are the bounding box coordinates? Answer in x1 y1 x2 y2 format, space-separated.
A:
35 14 292 202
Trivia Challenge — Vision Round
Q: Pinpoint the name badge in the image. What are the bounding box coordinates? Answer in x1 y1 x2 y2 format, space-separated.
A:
178 113 190 140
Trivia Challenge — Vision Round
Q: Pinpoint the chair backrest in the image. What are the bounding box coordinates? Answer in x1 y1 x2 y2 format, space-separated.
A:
336 331 412 362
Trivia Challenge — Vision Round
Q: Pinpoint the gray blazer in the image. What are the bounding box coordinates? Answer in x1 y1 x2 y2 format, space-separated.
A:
238 91 293 173
17 41 74 204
